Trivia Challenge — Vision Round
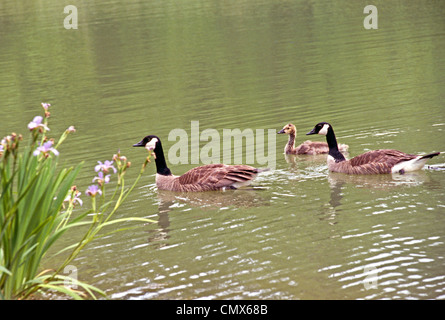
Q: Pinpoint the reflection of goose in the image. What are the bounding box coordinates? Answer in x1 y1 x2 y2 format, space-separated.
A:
428 163 445 171
327 170 430 189
283 153 327 166
157 189 270 210
278 123 348 155
133 135 267 191
145 188 270 247
307 122 440 174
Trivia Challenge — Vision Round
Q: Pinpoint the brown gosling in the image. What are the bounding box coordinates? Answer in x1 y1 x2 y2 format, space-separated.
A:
278 123 349 155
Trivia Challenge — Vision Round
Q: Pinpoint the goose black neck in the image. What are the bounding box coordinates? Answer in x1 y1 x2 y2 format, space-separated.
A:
154 141 172 176
326 126 346 162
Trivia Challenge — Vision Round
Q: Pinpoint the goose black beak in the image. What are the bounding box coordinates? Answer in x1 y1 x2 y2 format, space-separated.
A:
306 128 316 135
277 129 285 134
133 140 145 147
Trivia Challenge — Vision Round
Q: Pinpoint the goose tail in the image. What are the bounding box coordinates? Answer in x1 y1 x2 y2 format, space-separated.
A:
392 152 441 174
419 152 440 160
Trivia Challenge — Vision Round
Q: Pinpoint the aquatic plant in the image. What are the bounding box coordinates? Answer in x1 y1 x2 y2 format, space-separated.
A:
0 103 153 299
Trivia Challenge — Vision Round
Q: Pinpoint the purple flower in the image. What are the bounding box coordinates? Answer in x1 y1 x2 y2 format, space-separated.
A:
33 141 59 157
93 171 110 185
95 160 117 174
86 185 102 197
41 102 51 110
28 116 50 131
66 126 76 133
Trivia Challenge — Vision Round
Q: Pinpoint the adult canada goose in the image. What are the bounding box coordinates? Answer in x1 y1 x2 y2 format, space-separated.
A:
133 135 266 191
306 122 440 174
278 123 349 155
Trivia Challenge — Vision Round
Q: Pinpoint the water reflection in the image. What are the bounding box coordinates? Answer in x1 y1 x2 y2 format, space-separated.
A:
328 171 431 189
314 168 435 228
316 169 445 299
283 153 327 167
317 179 344 227
157 189 271 210
145 188 271 248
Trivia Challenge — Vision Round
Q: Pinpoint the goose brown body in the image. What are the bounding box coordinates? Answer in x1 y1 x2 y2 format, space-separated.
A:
133 135 264 192
278 123 348 155
155 164 261 192
307 122 440 175
327 149 424 174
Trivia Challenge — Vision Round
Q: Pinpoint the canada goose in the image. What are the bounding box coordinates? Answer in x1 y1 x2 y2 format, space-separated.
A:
278 123 349 155
133 135 265 191
306 122 440 174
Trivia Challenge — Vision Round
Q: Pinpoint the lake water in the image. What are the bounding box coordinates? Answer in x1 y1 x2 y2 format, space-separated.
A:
1 0 445 300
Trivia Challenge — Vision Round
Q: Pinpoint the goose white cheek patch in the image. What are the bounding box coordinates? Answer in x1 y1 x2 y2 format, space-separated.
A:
145 138 158 151
318 124 330 136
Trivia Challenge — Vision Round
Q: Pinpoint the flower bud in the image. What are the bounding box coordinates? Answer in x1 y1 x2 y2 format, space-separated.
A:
67 126 76 133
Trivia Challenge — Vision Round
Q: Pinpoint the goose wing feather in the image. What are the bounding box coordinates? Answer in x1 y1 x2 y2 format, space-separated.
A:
333 149 418 174
348 149 416 167
178 164 259 188
295 141 329 155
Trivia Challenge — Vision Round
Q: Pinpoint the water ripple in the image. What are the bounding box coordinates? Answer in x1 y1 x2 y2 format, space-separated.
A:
319 230 445 299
